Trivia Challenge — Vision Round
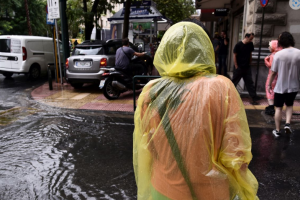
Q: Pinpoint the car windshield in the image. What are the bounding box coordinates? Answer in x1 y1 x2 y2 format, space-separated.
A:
73 46 102 55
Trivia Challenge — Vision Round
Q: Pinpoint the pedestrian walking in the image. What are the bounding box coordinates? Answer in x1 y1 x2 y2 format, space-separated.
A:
232 33 262 104
74 39 78 46
216 30 229 76
212 33 219 66
69 40 72 51
268 32 300 138
133 21 258 200
264 40 282 116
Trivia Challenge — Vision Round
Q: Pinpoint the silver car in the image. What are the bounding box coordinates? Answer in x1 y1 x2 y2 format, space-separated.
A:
66 39 137 88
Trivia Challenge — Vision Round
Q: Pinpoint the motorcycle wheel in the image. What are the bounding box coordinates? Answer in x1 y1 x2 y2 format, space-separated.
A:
103 78 120 100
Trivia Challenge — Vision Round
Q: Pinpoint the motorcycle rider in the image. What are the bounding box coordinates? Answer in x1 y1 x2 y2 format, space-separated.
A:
115 38 146 76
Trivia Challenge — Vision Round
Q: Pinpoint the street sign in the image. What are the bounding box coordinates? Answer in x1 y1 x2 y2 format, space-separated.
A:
260 0 269 7
214 8 229 16
46 14 55 25
290 0 300 10
47 0 60 19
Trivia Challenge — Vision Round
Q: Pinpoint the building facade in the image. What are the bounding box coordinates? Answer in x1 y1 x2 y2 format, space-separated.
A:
201 0 300 93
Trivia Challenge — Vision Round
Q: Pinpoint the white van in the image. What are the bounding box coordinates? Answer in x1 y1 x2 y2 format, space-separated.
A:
0 35 61 79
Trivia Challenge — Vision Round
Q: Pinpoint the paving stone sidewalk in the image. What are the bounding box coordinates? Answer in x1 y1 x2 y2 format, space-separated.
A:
31 81 300 118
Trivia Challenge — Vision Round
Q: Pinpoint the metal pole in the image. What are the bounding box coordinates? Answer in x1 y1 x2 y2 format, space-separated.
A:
53 24 59 83
59 0 70 61
255 6 265 91
55 20 63 84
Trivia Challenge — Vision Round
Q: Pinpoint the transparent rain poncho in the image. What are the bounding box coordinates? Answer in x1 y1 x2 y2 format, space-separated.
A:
133 22 258 200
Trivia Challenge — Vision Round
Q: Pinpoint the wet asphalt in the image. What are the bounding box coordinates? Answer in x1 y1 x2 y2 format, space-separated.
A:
0 74 299 200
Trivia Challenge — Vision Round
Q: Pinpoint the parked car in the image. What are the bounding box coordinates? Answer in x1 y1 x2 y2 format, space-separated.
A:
65 39 139 88
0 35 62 79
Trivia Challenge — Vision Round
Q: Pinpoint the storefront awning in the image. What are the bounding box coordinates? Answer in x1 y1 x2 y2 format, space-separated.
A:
197 0 231 9
108 6 165 24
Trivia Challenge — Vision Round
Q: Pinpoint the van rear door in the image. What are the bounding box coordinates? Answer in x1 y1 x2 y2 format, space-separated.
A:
10 38 22 69
0 39 12 69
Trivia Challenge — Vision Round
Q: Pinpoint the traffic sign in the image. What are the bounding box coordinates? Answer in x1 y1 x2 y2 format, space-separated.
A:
215 8 229 16
290 0 300 10
47 0 60 19
260 0 269 7
46 14 55 25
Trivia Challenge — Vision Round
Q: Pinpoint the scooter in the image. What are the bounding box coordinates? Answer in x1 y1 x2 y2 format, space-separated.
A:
99 54 153 100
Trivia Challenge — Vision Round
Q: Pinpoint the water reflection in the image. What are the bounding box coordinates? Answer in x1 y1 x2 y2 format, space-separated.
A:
250 127 300 200
0 111 136 199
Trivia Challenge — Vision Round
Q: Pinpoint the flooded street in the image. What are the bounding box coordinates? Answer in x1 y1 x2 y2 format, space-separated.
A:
0 75 300 199
0 75 136 199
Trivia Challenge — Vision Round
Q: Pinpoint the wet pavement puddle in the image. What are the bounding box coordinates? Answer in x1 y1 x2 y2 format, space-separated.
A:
0 107 38 126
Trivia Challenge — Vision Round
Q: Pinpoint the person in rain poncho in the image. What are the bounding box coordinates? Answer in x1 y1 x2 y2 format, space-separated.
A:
133 21 259 200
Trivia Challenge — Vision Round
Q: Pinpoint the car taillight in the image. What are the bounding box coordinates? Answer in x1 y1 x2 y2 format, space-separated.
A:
22 47 27 60
66 58 69 69
100 58 107 67
102 72 110 76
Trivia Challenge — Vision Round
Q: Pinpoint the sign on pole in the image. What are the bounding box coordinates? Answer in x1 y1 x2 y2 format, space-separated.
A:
290 0 300 10
47 0 60 19
46 14 55 25
255 0 269 91
260 0 269 7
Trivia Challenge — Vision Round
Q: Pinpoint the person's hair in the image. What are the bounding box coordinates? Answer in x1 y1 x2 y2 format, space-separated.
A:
181 18 210 38
122 38 129 46
278 31 295 48
245 33 254 38
221 30 226 34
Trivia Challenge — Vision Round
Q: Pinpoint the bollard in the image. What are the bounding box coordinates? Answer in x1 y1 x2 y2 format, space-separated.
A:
47 64 53 90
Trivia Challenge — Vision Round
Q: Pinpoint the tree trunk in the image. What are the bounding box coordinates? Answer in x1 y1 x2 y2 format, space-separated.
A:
122 0 132 39
24 0 32 35
85 15 94 40
83 0 100 41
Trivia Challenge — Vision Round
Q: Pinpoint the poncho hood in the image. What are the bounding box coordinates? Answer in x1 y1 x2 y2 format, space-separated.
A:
154 22 216 78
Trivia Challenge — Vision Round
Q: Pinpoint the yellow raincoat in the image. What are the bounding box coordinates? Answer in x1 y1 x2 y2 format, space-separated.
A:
133 22 259 200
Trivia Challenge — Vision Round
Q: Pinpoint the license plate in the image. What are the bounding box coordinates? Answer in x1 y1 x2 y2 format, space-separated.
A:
99 79 106 89
76 61 91 67
0 56 7 60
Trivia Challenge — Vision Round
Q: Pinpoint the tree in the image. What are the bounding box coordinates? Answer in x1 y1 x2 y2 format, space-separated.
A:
66 0 124 41
154 0 195 24
122 0 132 39
0 0 21 34
0 0 49 36
24 0 32 35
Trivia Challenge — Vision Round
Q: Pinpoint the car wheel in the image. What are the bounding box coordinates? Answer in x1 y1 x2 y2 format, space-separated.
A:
2 72 13 78
29 65 41 80
70 82 84 89
103 78 120 100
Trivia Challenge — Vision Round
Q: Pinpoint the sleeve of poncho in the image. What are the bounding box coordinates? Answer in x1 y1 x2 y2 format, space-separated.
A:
219 81 259 200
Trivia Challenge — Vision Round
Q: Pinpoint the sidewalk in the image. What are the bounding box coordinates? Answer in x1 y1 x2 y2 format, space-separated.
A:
31 81 300 116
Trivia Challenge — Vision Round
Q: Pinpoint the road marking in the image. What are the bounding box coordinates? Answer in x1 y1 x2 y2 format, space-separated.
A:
70 93 91 100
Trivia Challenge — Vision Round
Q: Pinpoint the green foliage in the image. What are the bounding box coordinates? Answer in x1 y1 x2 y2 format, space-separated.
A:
157 31 166 39
0 0 50 36
154 0 195 24
66 0 125 40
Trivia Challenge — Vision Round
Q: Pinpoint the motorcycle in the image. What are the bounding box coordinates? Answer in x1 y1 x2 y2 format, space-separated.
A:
99 54 153 100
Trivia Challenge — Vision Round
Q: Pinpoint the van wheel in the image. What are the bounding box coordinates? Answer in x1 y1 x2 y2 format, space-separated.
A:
2 72 13 78
70 82 84 89
29 65 41 80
